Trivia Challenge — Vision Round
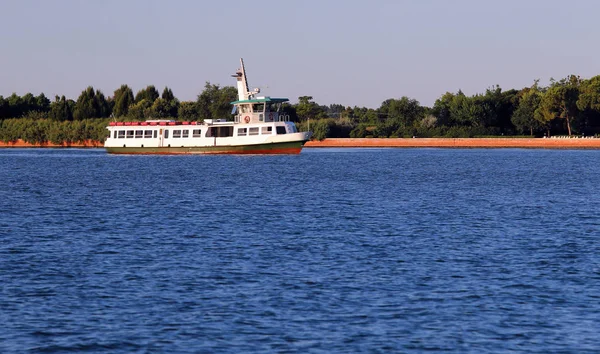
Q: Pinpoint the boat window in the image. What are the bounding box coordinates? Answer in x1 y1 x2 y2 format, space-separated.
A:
164 130 169 139
154 130 157 138
261 126 272 135
182 129 189 138
241 105 250 113
113 131 117 139
173 130 181 138
126 130 134 139
249 127 259 136
193 129 202 138
144 130 152 138
276 126 286 135
135 130 143 138
118 130 125 138
238 128 247 136
207 126 233 137
252 103 264 113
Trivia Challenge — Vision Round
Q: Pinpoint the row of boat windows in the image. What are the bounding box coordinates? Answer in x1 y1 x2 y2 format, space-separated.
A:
112 127 287 139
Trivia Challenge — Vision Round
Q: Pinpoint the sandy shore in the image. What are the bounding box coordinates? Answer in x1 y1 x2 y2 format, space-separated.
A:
2 138 600 149
305 138 600 149
0 139 103 148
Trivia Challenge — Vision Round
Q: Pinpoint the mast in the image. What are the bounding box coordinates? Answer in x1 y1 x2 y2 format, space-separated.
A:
232 58 250 101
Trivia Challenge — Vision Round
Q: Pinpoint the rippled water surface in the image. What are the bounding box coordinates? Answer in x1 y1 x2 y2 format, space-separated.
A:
1 148 600 353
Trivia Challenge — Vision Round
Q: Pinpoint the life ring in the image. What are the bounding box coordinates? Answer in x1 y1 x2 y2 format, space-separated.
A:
244 116 250 123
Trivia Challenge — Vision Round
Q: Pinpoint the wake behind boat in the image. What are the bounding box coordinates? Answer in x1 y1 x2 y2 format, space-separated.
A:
104 59 311 154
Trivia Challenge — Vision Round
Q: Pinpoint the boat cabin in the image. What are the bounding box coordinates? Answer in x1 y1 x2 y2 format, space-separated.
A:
231 97 290 124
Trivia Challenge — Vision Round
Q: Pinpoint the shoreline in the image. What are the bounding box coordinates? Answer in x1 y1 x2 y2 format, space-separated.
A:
305 138 600 149
2 138 600 149
0 139 103 148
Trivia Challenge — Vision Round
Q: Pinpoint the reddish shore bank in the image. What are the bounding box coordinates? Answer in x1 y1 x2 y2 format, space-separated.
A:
305 138 600 149
0 139 103 148
2 138 600 149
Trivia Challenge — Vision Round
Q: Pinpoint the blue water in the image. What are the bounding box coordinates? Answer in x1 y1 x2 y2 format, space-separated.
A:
1 148 599 353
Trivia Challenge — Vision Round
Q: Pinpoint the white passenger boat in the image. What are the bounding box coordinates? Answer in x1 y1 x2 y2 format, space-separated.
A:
104 59 311 154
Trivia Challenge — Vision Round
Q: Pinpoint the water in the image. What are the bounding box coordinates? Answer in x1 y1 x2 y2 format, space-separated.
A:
1 148 599 353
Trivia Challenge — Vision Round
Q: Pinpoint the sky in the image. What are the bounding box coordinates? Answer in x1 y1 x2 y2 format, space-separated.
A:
0 0 599 108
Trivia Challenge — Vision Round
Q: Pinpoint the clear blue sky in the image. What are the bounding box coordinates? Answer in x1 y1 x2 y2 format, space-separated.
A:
1 0 598 107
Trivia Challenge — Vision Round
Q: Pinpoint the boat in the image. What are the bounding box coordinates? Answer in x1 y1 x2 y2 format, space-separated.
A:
104 59 311 154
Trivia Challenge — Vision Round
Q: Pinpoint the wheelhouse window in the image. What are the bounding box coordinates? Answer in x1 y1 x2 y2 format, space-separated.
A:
193 129 202 137
118 130 125 138
126 130 134 138
276 126 287 135
144 130 153 138
135 130 143 138
173 129 182 138
182 129 189 138
249 127 259 136
252 103 264 113
261 126 272 135
238 128 247 136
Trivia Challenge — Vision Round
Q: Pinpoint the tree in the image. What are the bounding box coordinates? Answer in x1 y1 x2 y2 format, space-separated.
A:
135 85 159 103
35 93 50 112
178 101 198 121
160 87 179 117
127 99 152 120
295 96 326 121
432 92 455 126
112 84 134 117
7 93 23 118
379 97 425 130
73 87 110 120
537 75 581 136
49 95 73 121
576 76 600 134
0 96 7 119
196 82 237 120
511 83 543 136
161 87 175 101
149 98 170 118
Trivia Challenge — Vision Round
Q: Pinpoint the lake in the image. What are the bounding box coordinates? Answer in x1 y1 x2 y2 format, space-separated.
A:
1 148 599 353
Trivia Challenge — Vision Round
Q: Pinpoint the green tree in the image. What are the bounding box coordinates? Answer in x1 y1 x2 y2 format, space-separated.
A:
379 97 425 131
35 93 51 112
432 92 455 126
50 96 76 121
161 87 175 101
295 96 326 121
577 76 600 111
127 99 152 120
178 101 198 121
135 85 159 103
0 96 7 118
537 75 581 136
73 87 110 120
196 82 237 120
7 93 23 118
112 84 134 117
511 83 543 136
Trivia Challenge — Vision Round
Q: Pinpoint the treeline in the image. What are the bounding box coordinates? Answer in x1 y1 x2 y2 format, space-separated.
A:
1 74 600 143
295 75 600 139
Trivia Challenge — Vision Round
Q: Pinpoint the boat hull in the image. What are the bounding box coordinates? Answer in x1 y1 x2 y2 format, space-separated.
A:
105 140 306 155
